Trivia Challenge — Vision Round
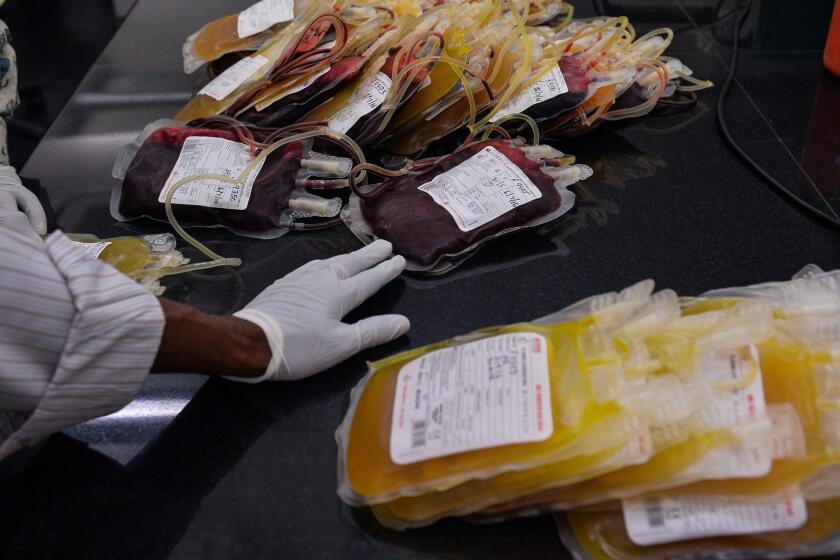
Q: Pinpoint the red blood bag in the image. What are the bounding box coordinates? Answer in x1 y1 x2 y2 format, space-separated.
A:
114 127 304 236
242 55 367 127
515 57 591 122
343 139 591 273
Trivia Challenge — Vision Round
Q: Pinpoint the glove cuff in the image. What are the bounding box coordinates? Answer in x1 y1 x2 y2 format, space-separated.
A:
226 309 284 383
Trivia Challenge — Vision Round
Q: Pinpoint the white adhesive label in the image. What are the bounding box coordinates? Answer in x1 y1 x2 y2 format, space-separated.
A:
689 345 771 478
418 146 542 232
237 0 295 38
726 346 766 408
623 488 808 546
491 66 568 122
389 332 553 465
199 55 269 101
72 241 111 259
701 345 767 425
159 136 265 210
327 72 392 133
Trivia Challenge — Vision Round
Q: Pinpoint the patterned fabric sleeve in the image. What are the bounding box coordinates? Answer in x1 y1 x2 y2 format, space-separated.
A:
0 17 20 165
0 227 165 460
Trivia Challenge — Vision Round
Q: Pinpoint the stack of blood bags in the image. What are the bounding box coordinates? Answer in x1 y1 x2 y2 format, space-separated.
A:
335 265 840 559
177 0 710 152
111 0 712 276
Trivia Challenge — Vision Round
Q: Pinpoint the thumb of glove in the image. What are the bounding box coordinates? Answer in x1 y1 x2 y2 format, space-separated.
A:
352 314 410 352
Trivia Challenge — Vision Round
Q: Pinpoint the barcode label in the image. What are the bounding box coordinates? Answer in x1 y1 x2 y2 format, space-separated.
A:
159 136 264 210
411 420 427 448
623 489 808 546
198 55 269 101
644 498 665 528
389 332 553 465
237 0 295 38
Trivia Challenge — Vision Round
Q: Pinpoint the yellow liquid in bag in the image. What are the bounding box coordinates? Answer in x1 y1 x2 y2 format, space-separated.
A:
342 322 626 503
386 47 515 155
71 236 152 278
373 414 650 528
565 498 840 560
652 336 836 498
189 15 272 67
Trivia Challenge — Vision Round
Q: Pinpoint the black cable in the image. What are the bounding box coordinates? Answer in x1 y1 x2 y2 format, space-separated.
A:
717 1 840 229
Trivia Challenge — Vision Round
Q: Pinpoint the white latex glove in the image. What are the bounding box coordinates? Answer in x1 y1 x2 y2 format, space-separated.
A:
0 165 47 236
232 240 409 382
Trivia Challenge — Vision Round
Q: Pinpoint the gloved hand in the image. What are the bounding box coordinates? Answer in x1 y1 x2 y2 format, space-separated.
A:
0 165 47 237
232 240 409 382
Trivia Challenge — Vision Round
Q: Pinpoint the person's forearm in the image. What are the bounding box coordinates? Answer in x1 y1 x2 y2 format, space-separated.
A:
151 298 270 378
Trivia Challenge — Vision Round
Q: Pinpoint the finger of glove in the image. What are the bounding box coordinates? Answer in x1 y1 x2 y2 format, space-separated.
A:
13 188 47 236
0 209 40 240
327 239 393 279
342 255 405 312
350 314 410 353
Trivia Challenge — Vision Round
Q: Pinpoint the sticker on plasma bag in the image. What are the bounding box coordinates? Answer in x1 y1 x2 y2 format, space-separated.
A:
492 65 568 121
158 136 265 210
238 0 295 38
199 55 269 101
418 146 543 232
327 72 392 133
622 487 808 546
390 332 553 465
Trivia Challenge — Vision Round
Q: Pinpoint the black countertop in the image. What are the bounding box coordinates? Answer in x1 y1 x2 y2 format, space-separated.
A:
3 0 840 558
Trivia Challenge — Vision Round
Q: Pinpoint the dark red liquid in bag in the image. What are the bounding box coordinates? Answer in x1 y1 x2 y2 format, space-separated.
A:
244 55 367 127
118 127 302 233
359 141 566 266
516 57 590 122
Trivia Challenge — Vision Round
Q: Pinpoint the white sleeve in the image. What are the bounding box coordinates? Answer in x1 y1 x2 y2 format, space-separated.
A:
0 227 165 460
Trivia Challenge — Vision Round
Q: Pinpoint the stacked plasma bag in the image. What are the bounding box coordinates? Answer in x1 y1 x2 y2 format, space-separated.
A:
336 265 840 559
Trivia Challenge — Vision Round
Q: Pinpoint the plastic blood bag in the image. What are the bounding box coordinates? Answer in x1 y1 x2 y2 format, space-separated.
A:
559 495 840 560
491 58 580 123
343 139 590 273
67 234 190 295
113 116 370 235
181 0 300 74
115 126 305 236
337 322 619 506
372 425 653 530
243 54 368 126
